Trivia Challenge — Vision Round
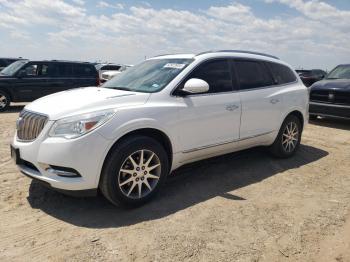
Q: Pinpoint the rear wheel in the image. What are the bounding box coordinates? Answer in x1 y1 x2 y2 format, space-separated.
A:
0 91 10 112
269 115 302 158
100 136 169 207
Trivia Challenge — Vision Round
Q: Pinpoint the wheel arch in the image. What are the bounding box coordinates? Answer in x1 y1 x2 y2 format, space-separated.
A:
100 127 173 184
0 88 13 101
286 110 305 130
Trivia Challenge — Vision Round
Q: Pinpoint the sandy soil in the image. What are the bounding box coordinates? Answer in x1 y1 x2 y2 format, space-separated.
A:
1 105 350 262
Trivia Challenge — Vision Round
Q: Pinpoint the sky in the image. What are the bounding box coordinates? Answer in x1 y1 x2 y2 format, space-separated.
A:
0 0 349 70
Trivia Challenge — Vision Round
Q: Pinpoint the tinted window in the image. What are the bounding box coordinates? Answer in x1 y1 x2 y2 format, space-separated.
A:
235 60 274 90
23 64 40 76
47 63 73 77
267 62 296 84
312 70 325 78
184 59 233 94
101 65 121 71
73 64 95 77
20 63 55 77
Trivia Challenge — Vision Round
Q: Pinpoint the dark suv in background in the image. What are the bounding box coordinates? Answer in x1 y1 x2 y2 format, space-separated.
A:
0 57 24 71
0 60 99 111
296 69 326 87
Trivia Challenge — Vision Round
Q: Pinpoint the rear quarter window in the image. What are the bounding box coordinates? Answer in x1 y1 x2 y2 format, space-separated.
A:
73 64 97 77
267 62 297 85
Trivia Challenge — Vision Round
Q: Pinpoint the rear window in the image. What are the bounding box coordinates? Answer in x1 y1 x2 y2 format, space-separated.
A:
235 60 274 90
267 62 297 84
73 64 96 77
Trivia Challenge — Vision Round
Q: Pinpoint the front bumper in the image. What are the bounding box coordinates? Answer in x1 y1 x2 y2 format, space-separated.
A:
309 102 350 119
12 121 111 192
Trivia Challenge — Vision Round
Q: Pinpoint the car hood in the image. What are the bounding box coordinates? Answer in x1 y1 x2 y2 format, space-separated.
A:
25 87 151 120
311 79 350 91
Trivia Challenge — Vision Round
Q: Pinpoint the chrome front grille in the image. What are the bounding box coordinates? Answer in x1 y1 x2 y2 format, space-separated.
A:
17 111 48 141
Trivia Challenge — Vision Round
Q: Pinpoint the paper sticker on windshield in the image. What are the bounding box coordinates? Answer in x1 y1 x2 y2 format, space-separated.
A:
163 63 186 69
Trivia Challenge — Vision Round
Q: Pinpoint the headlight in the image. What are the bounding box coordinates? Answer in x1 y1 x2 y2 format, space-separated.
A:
49 109 116 139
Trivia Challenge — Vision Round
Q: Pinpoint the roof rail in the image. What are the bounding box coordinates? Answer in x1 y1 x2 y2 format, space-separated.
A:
196 50 279 60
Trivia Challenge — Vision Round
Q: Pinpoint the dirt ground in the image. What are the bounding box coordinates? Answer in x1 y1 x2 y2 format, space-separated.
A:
1 105 350 262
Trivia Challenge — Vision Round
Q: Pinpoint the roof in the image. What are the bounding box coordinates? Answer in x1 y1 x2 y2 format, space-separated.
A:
28 60 93 64
151 50 280 61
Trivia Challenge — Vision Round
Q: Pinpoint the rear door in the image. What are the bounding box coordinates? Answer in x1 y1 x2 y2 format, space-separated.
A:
233 59 284 138
72 64 98 87
45 62 75 93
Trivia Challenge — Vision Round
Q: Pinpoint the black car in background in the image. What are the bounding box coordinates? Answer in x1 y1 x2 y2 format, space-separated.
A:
0 60 99 111
296 69 326 87
309 64 350 120
0 57 24 71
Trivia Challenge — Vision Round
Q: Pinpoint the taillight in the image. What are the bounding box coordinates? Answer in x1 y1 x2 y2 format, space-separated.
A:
96 75 101 86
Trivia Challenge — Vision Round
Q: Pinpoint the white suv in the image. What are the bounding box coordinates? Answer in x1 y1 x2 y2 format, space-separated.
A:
11 50 308 207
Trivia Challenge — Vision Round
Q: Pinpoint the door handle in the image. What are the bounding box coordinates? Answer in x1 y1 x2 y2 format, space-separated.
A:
270 99 280 104
225 104 239 111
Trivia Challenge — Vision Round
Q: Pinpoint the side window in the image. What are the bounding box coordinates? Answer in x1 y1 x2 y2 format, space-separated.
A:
235 60 274 90
312 70 325 78
101 65 121 71
46 63 73 77
73 64 95 77
22 64 39 76
40 64 49 76
184 59 233 94
266 62 296 85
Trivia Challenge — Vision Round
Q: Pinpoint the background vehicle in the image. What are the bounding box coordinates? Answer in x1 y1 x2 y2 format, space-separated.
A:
296 69 326 87
95 63 131 83
11 50 308 207
0 60 99 111
309 64 350 120
0 57 25 71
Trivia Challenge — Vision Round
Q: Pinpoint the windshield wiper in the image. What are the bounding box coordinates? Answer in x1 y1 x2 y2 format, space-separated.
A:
108 87 133 91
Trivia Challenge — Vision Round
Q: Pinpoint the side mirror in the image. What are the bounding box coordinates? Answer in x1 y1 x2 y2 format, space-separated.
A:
182 78 209 95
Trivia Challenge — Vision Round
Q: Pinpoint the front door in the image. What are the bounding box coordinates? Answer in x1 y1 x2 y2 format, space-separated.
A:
14 62 49 101
175 59 241 158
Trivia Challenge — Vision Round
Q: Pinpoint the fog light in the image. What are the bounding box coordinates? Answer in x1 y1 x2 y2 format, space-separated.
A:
46 165 81 178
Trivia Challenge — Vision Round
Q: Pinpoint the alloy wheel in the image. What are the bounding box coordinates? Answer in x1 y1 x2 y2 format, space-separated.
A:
0 95 7 109
282 121 299 153
118 149 161 199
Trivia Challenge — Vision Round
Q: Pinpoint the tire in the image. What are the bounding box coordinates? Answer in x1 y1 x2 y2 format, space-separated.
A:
269 115 302 158
0 91 10 112
99 135 169 207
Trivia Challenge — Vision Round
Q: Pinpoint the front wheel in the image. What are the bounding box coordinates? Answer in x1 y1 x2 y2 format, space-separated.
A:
269 115 302 158
0 91 10 112
100 136 169 207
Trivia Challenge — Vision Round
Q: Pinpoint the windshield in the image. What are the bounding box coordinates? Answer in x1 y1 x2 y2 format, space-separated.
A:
103 58 193 93
326 65 350 80
0 60 28 76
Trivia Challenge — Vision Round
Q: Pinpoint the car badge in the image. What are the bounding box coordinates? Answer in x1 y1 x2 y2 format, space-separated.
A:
328 93 335 101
